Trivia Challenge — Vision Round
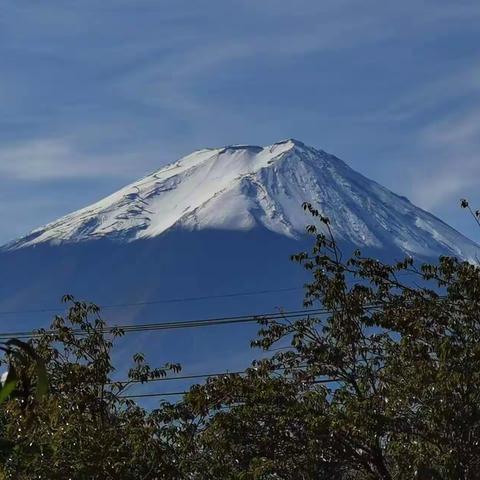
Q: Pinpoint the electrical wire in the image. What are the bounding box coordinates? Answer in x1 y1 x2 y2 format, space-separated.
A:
109 370 246 385
121 391 185 398
119 378 339 399
0 307 331 340
110 363 312 386
0 286 303 317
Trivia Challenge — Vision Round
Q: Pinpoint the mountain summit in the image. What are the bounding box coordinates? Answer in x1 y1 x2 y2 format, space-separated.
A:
6 139 479 260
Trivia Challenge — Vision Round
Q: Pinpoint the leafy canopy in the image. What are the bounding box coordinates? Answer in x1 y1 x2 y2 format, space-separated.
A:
1 200 480 479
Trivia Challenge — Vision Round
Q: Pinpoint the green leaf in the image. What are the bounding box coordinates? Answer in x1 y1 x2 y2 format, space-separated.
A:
0 366 17 404
5 338 48 398
35 359 48 399
6 338 37 358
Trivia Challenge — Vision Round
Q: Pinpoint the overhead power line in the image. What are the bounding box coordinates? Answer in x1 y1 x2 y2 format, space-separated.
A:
0 286 303 317
110 370 246 385
119 378 339 399
121 391 186 398
0 307 331 340
0 295 449 341
110 364 310 386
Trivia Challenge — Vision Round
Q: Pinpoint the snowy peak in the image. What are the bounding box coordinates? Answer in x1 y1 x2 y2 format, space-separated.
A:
7 140 308 247
5 140 480 261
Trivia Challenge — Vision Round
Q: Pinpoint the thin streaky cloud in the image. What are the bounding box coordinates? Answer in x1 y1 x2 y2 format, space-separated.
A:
406 105 480 210
0 0 478 244
0 138 150 181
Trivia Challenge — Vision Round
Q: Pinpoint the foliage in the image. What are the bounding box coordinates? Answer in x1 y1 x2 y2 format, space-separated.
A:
0 337 48 464
0 338 47 405
166 201 480 479
2 201 480 478
0 297 181 479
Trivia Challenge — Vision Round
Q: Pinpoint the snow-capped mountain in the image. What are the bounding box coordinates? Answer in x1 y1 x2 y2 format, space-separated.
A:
5 139 479 261
1 139 479 391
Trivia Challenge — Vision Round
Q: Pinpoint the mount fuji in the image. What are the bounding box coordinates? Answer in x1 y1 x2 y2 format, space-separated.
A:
5 139 478 260
0 139 478 383
4 139 479 259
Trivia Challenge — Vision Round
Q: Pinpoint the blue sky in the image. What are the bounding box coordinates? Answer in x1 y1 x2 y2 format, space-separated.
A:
0 0 479 244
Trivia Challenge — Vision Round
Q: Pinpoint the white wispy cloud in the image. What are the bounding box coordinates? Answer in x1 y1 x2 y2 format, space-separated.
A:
0 138 145 181
357 56 480 212
407 106 480 209
0 0 479 241
422 109 480 147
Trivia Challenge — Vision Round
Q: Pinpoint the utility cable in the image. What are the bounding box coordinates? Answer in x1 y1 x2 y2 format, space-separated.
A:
0 286 303 316
119 378 339 399
0 307 330 340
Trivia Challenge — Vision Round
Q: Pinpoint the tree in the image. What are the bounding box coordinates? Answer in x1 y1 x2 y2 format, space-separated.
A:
0 297 182 480
170 202 480 479
3 200 480 479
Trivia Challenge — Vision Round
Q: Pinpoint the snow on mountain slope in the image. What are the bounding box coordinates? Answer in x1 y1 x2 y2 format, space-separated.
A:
5 139 480 260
